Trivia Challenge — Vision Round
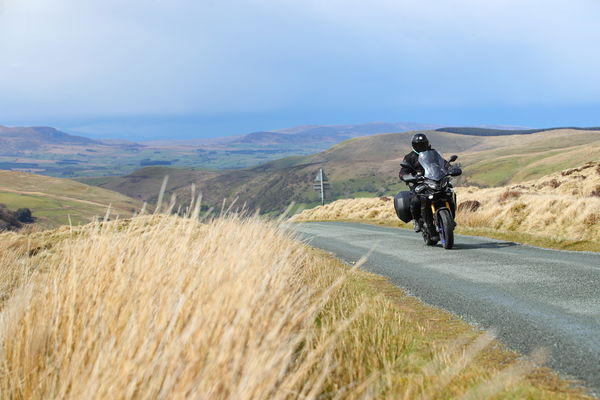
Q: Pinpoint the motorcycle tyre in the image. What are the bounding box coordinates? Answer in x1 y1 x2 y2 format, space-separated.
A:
438 209 454 249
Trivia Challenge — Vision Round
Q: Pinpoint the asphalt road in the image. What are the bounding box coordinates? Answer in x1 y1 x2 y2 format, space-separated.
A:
294 222 600 395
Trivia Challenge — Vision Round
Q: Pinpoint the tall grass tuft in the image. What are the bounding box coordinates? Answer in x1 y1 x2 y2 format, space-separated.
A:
0 214 336 399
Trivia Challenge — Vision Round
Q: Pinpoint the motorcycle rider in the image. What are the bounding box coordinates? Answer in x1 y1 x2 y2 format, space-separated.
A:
398 133 434 233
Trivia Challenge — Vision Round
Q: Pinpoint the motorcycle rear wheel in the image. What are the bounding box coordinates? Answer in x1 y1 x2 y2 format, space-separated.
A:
438 209 454 249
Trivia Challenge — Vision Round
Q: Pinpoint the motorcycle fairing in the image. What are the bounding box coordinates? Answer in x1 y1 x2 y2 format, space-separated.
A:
418 150 448 181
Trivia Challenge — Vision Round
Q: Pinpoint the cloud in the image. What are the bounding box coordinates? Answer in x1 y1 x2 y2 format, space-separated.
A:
0 0 599 121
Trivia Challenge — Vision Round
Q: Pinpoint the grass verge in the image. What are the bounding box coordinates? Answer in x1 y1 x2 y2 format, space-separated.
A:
454 226 600 253
309 249 594 399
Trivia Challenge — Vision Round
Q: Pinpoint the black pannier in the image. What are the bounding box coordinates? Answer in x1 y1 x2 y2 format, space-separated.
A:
394 191 413 223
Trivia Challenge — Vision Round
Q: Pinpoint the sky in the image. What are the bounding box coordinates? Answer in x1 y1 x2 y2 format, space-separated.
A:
1 0 600 139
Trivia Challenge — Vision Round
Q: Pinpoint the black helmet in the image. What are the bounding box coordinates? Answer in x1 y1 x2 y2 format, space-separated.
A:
411 133 430 153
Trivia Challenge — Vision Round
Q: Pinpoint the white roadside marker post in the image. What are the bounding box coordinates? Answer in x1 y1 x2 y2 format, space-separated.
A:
313 168 330 206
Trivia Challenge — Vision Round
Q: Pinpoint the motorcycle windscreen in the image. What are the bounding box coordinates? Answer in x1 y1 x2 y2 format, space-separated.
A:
418 150 447 180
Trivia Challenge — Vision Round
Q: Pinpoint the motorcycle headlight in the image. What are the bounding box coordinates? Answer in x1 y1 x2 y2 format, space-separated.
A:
427 180 439 190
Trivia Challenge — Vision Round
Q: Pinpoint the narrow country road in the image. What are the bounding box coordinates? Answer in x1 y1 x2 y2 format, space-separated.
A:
294 222 600 395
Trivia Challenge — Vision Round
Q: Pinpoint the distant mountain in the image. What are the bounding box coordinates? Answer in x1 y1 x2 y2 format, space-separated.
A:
227 122 580 147
437 126 600 136
273 122 444 135
0 126 100 152
228 122 443 147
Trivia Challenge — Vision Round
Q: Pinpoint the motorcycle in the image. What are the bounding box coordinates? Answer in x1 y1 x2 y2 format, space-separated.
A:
395 150 462 249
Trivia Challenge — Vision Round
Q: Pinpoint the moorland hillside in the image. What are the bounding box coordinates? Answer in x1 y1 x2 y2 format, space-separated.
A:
94 128 600 215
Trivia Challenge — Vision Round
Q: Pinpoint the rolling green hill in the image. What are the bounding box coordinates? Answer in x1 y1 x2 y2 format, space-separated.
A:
0 171 143 228
89 128 600 215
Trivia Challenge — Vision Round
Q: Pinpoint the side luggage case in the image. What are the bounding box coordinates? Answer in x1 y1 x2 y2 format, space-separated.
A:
394 191 413 223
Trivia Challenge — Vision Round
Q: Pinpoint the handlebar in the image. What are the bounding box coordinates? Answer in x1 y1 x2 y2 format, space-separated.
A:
402 168 461 182
401 173 424 183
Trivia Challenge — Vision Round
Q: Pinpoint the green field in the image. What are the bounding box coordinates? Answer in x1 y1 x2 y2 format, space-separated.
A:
0 192 106 227
0 170 143 229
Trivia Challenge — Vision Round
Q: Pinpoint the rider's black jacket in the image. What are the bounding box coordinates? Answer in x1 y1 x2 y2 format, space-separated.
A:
399 150 427 180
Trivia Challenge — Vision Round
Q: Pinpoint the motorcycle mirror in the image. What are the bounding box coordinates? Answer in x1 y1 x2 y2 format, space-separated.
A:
449 155 458 162
449 167 462 176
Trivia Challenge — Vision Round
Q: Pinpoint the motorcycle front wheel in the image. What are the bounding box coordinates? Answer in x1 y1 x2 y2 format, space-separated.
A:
437 209 454 249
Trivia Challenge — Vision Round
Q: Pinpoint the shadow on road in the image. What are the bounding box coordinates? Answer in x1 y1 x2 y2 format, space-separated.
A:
452 241 517 250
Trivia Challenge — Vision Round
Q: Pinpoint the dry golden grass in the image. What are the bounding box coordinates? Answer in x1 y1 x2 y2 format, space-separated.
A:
0 214 335 399
291 162 600 248
292 197 400 222
456 161 600 243
0 209 593 399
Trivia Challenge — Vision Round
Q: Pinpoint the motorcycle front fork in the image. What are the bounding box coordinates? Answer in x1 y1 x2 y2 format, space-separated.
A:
420 203 436 234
